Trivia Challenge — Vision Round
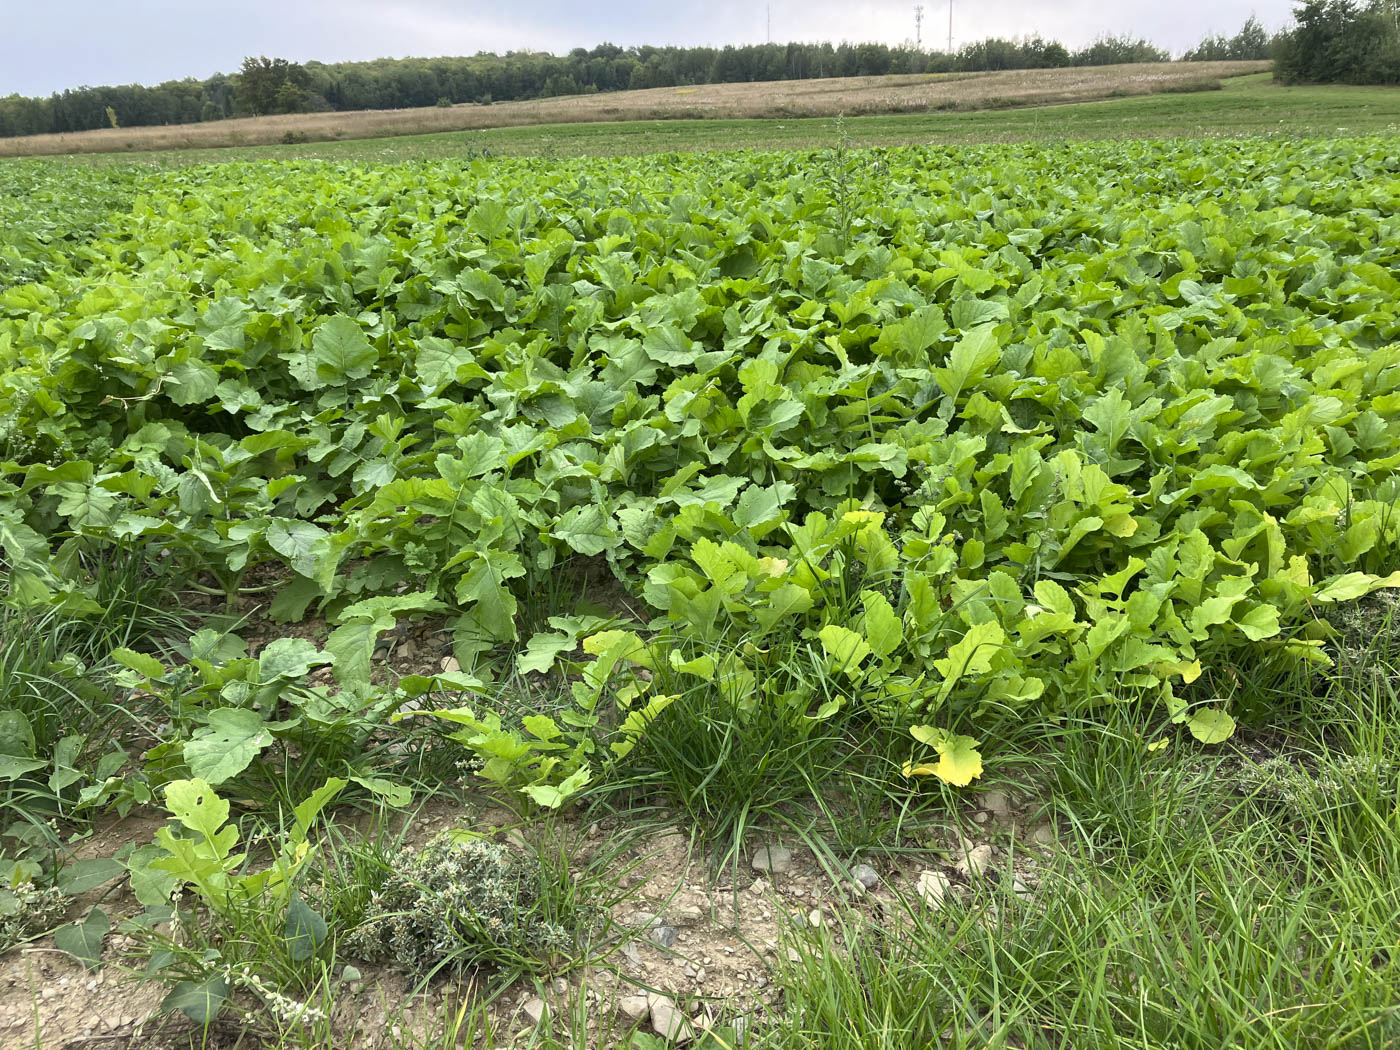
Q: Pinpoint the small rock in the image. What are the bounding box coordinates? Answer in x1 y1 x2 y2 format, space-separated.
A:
439 655 460 672
979 789 1012 816
807 908 823 927
649 924 679 948
552 977 569 995
916 869 952 905
521 998 547 1024
1011 875 1035 901
1030 823 1055 845
631 910 659 928
649 995 694 1043
748 877 770 895
972 811 990 824
956 844 994 878
751 845 792 874
618 995 650 1021
670 904 704 927
851 863 879 890
398 638 417 659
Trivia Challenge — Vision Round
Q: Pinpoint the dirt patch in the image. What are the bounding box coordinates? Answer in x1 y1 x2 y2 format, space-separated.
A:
0 786 1061 1048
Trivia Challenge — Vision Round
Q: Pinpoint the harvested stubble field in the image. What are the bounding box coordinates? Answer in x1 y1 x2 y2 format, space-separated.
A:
0 60 1268 158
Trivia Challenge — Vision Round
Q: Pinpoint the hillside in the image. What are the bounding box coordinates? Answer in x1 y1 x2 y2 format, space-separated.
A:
0 60 1268 158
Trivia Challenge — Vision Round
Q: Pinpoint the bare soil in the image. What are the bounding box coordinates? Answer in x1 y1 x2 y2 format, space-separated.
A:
0 785 1059 1048
0 62 1269 159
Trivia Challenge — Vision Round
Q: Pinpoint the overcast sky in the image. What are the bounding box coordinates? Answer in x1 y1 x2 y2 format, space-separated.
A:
3 1 1296 97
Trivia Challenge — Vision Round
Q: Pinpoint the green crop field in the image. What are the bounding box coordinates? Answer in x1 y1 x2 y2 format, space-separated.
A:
42 74 1400 166
2 129 1399 1048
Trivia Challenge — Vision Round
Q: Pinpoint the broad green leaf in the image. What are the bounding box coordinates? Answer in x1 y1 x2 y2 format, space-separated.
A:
553 505 619 556
934 621 1006 701
348 775 412 807
668 650 715 679
184 710 274 785
312 316 377 385
293 777 348 836
1315 571 1400 603
324 614 395 691
162 779 236 853
517 631 574 675
285 895 328 962
522 766 592 809
258 636 324 681
861 591 903 660
110 647 165 680
933 325 1001 400
265 519 328 579
56 859 125 895
0 711 36 758
1234 604 1281 641
54 908 109 970
162 975 231 1024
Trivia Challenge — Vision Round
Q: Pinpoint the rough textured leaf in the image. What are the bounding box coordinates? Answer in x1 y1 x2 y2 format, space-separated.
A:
184 709 274 785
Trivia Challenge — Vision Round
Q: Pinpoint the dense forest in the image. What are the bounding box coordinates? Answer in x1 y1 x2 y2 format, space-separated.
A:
1274 0 1400 84
0 32 1193 139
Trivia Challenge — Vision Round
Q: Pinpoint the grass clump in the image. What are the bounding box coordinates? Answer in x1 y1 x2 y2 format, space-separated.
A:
343 831 572 976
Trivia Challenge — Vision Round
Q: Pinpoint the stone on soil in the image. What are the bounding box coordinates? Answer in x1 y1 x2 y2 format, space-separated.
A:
955 844 994 878
751 845 792 873
851 863 879 890
617 995 651 1021
916 869 952 905
978 789 1012 816
649 994 694 1043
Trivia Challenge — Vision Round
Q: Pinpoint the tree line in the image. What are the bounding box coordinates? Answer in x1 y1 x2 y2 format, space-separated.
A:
1274 1 1400 84
0 34 1206 140
0 7 1389 141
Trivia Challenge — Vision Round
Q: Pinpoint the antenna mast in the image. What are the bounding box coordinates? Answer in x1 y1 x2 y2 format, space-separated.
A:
915 4 925 48
947 0 953 54
767 4 772 43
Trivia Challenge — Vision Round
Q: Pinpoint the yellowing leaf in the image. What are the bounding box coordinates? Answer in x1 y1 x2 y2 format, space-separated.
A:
1156 659 1203 684
581 630 653 668
840 510 884 526
1103 514 1138 538
668 650 715 679
906 726 984 787
1185 707 1236 745
819 625 872 676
